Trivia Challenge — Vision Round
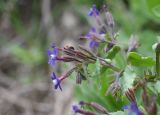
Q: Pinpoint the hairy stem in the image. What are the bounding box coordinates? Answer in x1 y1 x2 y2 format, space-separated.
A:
98 57 121 72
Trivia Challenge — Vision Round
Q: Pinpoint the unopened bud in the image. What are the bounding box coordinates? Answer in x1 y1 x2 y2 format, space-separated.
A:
78 45 96 57
76 73 82 84
57 56 81 62
125 88 136 103
105 11 114 27
90 102 109 114
128 35 139 52
148 97 157 115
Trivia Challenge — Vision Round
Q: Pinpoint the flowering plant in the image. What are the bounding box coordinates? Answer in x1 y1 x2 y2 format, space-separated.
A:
48 4 160 115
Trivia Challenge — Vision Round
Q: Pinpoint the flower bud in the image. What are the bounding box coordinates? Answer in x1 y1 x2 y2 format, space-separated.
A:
105 11 114 27
90 102 109 114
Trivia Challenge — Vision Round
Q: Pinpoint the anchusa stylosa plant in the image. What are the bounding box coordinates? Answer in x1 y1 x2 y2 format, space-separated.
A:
48 4 160 115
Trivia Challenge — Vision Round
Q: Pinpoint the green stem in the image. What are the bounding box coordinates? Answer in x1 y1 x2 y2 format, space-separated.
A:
156 43 160 78
156 51 159 77
86 54 121 72
98 57 121 72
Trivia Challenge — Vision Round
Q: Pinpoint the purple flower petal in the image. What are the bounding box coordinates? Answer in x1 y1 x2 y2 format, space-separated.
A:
89 41 95 48
99 31 105 35
91 27 96 33
89 41 99 48
123 102 141 115
51 72 57 79
53 47 57 54
48 47 57 66
88 11 93 16
85 33 91 39
51 43 56 48
88 4 99 16
48 58 56 66
72 104 79 114
53 79 62 91
51 72 62 91
85 27 101 49
47 50 52 56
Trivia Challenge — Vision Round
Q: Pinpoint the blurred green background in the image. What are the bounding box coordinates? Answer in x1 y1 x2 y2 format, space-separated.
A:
0 0 159 115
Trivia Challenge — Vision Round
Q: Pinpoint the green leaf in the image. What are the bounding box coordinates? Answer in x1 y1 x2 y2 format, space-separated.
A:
152 5 160 17
106 45 121 60
145 0 160 21
120 66 137 92
127 52 156 67
87 63 96 77
97 42 106 56
154 81 160 93
82 63 89 78
109 111 125 115
105 33 112 41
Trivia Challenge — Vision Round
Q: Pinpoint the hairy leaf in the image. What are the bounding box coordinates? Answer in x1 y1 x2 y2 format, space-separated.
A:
120 66 137 92
127 52 155 66
109 111 124 115
106 45 121 60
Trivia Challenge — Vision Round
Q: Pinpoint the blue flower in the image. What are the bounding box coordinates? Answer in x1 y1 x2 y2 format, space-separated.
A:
72 104 79 115
123 102 141 115
85 27 103 48
88 4 99 16
89 40 99 48
48 47 57 66
85 27 96 39
51 72 62 91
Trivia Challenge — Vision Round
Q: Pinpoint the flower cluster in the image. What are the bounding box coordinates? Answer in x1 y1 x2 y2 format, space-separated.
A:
47 42 120 90
83 4 115 49
47 7 121 89
47 4 158 115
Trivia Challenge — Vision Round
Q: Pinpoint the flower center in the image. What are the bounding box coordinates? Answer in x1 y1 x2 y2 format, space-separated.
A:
52 79 58 85
50 54 56 59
